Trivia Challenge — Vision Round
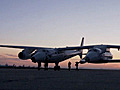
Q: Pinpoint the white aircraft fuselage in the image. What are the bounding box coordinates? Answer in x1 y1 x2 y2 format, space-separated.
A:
30 49 80 63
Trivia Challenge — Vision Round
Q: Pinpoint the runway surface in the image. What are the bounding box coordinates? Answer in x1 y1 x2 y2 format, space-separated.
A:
0 69 120 90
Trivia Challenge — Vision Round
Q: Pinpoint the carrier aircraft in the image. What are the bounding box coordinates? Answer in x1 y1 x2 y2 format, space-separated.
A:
0 38 84 70
1 37 120 70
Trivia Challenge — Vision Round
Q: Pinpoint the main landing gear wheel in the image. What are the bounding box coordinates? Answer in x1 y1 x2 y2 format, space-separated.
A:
54 66 60 71
54 63 60 71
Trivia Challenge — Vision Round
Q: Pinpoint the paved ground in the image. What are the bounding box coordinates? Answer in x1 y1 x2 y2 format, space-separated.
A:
0 69 120 90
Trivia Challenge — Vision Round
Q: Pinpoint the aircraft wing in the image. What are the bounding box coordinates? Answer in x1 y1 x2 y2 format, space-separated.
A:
0 44 94 50
106 45 120 49
0 45 52 49
1 44 120 51
58 45 120 51
57 45 95 51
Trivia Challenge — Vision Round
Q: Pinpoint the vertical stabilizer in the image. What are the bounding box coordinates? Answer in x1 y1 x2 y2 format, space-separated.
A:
80 37 84 47
79 37 84 59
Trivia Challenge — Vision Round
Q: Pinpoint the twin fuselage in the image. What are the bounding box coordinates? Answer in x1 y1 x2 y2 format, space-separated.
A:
31 46 113 64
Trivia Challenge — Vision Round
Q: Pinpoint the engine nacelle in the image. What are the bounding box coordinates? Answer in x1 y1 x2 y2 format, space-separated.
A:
18 49 34 60
31 52 46 63
18 52 31 60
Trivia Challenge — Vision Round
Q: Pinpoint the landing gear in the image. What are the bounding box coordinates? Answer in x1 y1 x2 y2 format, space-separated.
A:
38 62 41 70
54 63 60 71
54 66 60 71
44 63 48 70
75 62 79 71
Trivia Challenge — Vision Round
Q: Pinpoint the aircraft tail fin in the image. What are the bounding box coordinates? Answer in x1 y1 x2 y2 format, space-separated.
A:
79 37 84 59
80 37 84 47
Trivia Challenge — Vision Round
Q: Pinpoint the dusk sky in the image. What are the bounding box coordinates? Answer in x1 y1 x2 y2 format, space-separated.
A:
1 0 120 69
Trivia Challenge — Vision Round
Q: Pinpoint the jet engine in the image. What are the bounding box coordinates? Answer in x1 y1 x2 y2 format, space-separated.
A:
18 49 35 60
31 52 47 63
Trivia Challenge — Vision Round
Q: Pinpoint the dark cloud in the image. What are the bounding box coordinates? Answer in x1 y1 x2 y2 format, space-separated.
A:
5 54 17 57
4 58 19 61
0 54 5 58
0 54 36 67
0 55 4 57
0 54 19 61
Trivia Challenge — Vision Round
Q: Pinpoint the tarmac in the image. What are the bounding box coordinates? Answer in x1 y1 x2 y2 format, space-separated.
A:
0 68 120 90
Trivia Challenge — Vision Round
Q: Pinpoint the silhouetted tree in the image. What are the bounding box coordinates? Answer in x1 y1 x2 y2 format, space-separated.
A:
5 63 8 67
